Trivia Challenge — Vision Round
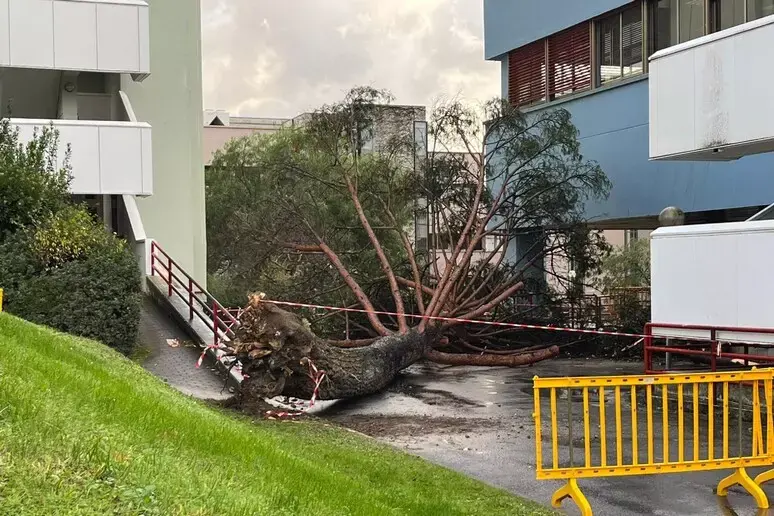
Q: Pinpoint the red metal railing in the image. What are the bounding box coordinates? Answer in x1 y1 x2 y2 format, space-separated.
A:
645 322 774 374
150 241 238 347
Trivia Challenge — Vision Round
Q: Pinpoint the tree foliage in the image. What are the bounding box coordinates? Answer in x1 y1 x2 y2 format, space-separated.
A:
207 87 611 361
598 238 651 292
0 120 70 240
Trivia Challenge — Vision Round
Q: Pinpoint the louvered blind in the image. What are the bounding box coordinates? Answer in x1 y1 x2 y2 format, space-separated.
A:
547 23 591 98
508 40 546 107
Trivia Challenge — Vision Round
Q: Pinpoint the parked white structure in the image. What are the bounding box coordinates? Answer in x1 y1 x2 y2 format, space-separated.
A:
0 0 207 282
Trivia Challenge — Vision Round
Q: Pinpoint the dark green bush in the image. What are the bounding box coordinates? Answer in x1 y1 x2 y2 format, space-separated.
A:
0 120 142 355
0 120 71 240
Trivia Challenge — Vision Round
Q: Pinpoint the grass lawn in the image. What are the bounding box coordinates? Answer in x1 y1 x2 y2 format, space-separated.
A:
0 313 552 515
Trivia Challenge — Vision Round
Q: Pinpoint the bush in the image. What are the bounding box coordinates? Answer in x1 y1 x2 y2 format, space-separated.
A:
0 208 142 354
0 120 71 240
0 121 142 355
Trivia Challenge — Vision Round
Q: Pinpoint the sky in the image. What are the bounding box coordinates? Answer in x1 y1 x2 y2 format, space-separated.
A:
200 0 500 119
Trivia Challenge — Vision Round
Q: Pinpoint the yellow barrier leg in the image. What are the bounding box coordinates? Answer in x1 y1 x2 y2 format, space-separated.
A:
754 468 774 487
717 468 769 509
551 479 592 516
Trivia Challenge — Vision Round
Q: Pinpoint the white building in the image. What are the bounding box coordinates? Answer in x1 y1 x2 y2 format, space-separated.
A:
0 0 206 283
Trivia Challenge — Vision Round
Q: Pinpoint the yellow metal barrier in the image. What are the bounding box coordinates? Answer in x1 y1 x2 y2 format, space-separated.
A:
0 288 3 312
533 369 774 515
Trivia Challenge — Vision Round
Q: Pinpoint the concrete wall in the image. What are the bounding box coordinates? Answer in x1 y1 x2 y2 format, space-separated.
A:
122 0 206 284
548 79 774 222
203 126 278 166
483 0 629 58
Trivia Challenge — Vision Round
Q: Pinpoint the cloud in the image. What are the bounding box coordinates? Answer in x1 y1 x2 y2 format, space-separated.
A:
201 0 499 118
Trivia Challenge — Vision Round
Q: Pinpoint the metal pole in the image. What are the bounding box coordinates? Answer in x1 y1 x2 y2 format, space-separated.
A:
167 256 173 297
188 278 194 320
213 302 219 347
568 388 574 467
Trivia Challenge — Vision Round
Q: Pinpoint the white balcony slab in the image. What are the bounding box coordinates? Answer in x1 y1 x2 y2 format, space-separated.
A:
649 15 774 161
12 118 152 196
651 220 774 341
0 0 149 76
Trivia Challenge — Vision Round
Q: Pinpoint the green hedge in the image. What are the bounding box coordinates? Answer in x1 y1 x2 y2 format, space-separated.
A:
0 211 142 355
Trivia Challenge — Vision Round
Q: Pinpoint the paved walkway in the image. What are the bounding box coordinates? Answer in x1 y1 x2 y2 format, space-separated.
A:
138 296 231 400
317 359 774 516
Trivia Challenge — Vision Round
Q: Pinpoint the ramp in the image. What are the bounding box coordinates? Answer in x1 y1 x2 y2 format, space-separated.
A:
139 295 231 400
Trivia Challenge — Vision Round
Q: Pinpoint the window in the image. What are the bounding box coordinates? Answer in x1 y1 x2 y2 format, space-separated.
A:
508 40 547 107
624 229 640 247
748 0 774 20
548 24 592 98
710 0 745 31
597 5 643 84
679 0 706 41
649 0 677 53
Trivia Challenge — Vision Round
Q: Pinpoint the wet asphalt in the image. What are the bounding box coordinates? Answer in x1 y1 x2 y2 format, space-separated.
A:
315 359 774 516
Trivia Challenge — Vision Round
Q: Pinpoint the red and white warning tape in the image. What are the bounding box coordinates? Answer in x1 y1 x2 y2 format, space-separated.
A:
261 299 649 340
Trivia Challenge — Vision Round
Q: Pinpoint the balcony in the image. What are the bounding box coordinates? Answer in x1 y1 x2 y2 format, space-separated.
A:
13 119 152 196
0 0 149 77
649 15 774 161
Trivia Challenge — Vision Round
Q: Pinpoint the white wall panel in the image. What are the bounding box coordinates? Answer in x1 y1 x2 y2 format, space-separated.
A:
96 4 140 72
0 0 149 75
0 0 10 65
53 1 97 70
9 0 54 68
649 15 774 161
11 119 152 196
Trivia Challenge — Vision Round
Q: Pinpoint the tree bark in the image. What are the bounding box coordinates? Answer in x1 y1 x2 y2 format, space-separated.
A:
425 346 559 367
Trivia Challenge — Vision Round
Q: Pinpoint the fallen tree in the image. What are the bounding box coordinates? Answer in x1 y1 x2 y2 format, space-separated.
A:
208 87 609 402
230 294 559 401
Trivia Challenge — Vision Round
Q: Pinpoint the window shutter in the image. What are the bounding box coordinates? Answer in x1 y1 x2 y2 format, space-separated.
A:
508 40 546 107
547 23 591 98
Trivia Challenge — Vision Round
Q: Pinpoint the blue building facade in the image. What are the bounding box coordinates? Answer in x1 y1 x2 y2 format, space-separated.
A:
484 0 774 227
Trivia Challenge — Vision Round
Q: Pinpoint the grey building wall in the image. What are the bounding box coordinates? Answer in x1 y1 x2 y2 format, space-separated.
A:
122 0 207 284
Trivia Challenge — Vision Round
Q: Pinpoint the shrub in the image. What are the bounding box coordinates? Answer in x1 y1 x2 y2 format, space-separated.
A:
0 120 71 240
29 205 124 268
0 208 142 354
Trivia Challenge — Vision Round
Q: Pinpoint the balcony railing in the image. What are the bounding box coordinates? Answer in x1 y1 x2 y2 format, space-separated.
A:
0 0 149 77
649 15 774 161
13 118 152 196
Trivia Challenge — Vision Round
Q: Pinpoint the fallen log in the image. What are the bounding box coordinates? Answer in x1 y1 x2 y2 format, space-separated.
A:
228 294 559 402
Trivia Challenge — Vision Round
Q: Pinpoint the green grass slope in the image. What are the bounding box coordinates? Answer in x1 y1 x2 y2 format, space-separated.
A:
0 313 551 516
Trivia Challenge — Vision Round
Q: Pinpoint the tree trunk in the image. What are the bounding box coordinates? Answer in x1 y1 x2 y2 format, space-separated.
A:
232 299 427 401
425 346 559 367
230 296 559 404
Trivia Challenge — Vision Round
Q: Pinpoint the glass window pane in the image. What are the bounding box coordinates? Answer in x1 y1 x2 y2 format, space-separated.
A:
597 15 621 83
748 0 774 20
679 0 706 42
649 0 677 53
718 0 745 29
622 6 644 77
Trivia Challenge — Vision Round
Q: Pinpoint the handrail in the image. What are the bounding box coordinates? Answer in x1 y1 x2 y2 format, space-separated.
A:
645 323 774 374
149 241 238 347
